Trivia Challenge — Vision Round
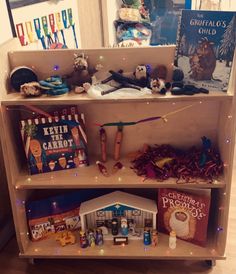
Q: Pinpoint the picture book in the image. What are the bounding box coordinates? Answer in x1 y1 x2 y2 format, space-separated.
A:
26 189 109 241
20 107 88 175
176 10 236 92
144 0 192 45
158 188 211 247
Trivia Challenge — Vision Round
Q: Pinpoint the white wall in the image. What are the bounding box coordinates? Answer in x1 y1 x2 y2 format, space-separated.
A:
12 0 81 49
106 0 121 47
0 1 13 45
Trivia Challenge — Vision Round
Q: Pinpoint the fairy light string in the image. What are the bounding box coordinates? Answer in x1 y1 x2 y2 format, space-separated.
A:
96 102 199 128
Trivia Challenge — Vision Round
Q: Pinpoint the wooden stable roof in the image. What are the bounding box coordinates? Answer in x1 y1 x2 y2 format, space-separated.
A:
79 191 157 216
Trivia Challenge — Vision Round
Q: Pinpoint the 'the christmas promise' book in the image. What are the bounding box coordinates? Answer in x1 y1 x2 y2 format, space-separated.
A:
158 188 211 247
20 107 88 175
176 10 236 92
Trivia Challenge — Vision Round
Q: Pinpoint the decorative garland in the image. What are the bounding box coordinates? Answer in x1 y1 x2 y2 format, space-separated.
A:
131 137 223 183
95 103 197 127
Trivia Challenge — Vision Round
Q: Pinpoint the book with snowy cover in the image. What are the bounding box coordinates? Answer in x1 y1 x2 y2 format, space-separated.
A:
176 10 236 92
158 188 211 247
20 107 88 175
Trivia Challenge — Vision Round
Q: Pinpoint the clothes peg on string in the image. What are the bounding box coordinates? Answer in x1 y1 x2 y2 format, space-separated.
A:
68 8 78 48
16 23 28 46
41 16 54 49
49 13 59 43
25 21 35 44
55 12 66 47
62 10 68 29
34 18 46 49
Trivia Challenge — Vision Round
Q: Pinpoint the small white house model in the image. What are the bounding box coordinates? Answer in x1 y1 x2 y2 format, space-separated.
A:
79 191 157 234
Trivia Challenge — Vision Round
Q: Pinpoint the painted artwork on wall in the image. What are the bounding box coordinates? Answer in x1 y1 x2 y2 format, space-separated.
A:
9 0 48 9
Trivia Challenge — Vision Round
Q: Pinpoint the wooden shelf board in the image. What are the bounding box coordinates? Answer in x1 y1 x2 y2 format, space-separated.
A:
20 233 223 260
16 159 225 189
1 91 233 106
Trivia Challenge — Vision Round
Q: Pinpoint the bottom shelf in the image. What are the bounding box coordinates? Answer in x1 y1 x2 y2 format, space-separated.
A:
20 233 224 260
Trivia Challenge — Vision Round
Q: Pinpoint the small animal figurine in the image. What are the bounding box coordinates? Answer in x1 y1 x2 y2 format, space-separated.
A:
121 218 129 236
56 231 76 247
151 229 158 247
95 228 104 246
20 82 42 97
66 53 99 94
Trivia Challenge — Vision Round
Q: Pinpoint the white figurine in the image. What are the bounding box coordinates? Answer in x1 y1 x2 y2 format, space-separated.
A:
169 230 177 249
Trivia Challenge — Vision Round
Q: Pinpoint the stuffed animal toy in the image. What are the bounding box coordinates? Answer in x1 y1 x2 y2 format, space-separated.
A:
149 65 171 95
134 65 150 87
150 78 167 94
66 53 98 94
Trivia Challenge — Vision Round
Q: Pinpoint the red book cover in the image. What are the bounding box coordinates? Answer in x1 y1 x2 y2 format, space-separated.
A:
158 188 211 247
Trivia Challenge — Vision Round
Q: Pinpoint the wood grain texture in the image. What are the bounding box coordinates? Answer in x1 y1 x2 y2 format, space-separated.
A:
77 0 103 48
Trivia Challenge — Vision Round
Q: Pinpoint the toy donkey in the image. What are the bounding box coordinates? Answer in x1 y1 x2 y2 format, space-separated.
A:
66 53 100 93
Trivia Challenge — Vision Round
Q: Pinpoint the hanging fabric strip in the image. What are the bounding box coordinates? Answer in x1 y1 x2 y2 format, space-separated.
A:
16 23 27 46
25 21 35 43
49 13 59 43
34 18 46 49
68 8 78 48
56 12 66 46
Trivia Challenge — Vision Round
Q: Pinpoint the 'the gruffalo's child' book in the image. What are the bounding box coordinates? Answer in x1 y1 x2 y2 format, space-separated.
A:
158 188 211 247
20 107 88 175
176 10 236 92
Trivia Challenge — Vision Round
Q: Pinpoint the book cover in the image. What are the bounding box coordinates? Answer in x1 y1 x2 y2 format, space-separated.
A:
20 108 88 175
158 188 211 246
176 9 236 92
144 0 191 45
26 190 113 241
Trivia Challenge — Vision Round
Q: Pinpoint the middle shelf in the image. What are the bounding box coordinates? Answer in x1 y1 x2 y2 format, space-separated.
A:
16 159 225 189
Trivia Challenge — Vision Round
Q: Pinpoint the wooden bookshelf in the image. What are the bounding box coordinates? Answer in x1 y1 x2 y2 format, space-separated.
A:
0 40 235 264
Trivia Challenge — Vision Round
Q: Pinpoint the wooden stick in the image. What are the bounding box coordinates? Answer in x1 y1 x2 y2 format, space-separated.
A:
114 125 123 161
24 105 52 118
100 127 107 162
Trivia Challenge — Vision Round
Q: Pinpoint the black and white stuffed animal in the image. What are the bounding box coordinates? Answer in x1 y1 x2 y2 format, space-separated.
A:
150 78 167 94
134 65 150 87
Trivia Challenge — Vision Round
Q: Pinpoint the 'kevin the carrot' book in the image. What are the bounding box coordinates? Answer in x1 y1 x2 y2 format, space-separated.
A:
176 10 236 92
20 108 88 175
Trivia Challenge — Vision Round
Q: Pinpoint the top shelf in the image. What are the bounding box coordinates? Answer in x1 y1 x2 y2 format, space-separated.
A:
1 91 233 106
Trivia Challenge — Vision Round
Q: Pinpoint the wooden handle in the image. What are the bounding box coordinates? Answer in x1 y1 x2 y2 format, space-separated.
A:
114 127 123 161
100 128 107 162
